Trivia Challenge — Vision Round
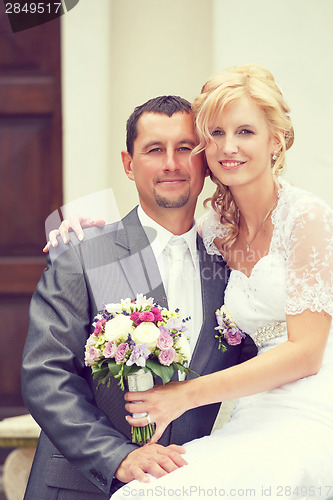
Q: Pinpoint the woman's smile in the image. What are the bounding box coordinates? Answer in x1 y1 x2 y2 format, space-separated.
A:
219 160 246 171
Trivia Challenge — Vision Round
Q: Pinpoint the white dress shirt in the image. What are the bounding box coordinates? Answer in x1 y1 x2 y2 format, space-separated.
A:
137 206 203 355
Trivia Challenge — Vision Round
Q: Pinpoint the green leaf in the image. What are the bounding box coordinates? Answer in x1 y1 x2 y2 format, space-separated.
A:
173 363 200 379
92 367 109 380
146 359 174 384
122 364 132 379
186 367 200 378
96 374 111 388
125 364 144 378
97 359 108 369
173 362 186 373
107 361 122 377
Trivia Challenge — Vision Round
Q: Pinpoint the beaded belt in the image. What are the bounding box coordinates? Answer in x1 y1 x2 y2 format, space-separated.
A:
251 321 287 347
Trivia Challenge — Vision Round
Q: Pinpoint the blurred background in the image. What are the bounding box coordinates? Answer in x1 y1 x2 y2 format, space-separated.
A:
0 0 332 455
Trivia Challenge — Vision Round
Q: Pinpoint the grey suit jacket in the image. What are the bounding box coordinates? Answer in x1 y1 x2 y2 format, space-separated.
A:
22 208 256 499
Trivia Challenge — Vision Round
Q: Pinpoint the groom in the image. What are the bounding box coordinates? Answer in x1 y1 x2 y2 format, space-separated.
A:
22 96 256 499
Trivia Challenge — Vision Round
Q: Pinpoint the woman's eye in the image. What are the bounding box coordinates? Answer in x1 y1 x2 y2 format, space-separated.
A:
211 129 223 136
239 129 254 135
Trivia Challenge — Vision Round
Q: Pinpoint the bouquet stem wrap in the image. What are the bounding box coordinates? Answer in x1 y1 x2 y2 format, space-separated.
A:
127 369 155 445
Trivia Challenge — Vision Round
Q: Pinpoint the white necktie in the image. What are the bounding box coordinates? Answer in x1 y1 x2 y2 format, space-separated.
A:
165 237 190 380
166 236 189 316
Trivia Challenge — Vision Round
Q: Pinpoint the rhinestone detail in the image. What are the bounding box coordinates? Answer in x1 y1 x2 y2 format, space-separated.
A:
251 322 287 347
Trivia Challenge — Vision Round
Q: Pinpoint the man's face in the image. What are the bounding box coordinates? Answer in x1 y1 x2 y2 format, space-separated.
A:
122 112 207 218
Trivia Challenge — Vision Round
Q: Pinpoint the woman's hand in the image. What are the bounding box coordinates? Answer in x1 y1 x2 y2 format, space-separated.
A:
43 215 105 253
124 381 191 444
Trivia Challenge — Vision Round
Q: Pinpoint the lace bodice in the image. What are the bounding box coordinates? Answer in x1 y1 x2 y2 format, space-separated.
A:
199 178 333 322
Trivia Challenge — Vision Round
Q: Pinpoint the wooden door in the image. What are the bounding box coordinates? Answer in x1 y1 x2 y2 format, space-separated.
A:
0 8 62 418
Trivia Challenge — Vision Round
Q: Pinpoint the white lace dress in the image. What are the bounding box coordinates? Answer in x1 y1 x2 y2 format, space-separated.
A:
113 178 333 500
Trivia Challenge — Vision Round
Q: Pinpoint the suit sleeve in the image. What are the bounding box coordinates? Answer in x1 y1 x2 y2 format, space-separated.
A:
21 239 137 495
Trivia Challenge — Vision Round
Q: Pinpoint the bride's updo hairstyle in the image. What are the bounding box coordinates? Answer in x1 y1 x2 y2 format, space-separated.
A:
192 64 294 251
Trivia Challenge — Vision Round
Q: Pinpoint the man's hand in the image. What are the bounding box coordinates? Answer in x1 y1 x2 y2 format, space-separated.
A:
115 444 187 483
43 215 105 253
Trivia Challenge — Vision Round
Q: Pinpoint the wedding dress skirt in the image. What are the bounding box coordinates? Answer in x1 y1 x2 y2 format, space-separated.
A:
113 180 333 500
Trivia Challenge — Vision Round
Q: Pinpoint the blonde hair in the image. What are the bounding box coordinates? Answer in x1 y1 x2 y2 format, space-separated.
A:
192 64 294 250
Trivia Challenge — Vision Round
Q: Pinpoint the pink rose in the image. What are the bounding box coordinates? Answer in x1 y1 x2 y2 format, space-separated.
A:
225 327 243 346
103 341 117 358
157 332 174 350
139 311 155 323
158 348 176 366
115 343 129 363
85 346 101 366
94 319 106 336
130 311 140 323
151 306 163 322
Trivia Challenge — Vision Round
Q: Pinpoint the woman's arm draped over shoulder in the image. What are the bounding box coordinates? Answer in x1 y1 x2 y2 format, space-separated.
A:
43 215 106 252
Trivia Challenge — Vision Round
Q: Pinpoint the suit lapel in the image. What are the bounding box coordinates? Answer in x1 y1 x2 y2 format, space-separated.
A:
189 235 228 377
115 208 168 308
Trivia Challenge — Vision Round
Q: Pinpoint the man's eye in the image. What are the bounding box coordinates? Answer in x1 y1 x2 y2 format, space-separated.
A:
178 146 192 152
148 148 163 153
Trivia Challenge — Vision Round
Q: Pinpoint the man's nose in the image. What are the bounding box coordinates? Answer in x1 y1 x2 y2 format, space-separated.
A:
164 151 179 171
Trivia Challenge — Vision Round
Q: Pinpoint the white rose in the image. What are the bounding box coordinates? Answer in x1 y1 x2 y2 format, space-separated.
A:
174 335 191 362
104 314 134 342
105 302 123 314
132 322 160 350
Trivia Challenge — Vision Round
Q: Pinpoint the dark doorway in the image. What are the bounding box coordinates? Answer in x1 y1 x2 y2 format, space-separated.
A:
0 9 62 418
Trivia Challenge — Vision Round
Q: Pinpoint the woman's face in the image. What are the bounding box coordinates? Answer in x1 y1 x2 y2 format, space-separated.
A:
205 96 277 190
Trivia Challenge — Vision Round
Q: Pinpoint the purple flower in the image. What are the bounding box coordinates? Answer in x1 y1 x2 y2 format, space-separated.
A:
166 317 185 332
103 341 117 358
158 325 169 334
215 314 232 331
126 344 151 367
115 343 129 363
157 332 174 350
224 327 244 346
158 348 176 366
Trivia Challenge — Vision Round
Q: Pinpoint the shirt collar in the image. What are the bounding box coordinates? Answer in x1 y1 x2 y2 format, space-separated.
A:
137 206 198 268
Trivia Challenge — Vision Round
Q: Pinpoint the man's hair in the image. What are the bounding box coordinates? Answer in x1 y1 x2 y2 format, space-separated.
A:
126 95 192 156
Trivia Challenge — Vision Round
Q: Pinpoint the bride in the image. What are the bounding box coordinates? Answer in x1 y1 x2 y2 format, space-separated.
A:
111 65 333 499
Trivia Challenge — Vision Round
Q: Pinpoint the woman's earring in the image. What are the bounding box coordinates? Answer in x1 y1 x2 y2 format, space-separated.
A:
272 151 278 161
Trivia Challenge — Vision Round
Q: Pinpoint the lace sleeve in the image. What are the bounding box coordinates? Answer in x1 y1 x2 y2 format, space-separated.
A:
285 197 333 316
196 208 231 257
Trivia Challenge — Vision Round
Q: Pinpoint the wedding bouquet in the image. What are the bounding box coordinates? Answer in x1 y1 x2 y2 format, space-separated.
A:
85 294 192 445
215 305 246 350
